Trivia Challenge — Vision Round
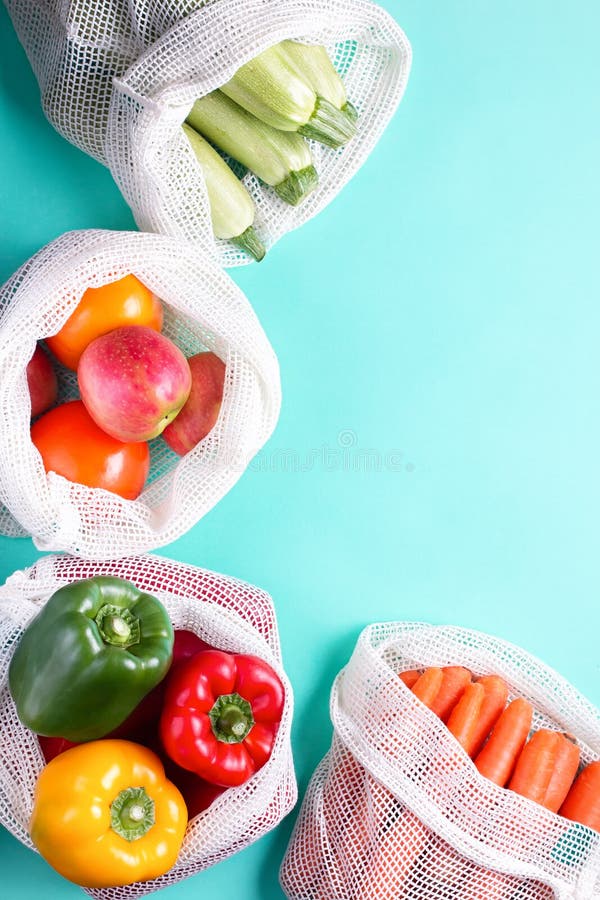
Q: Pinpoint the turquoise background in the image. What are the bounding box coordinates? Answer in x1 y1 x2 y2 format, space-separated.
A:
1 0 599 896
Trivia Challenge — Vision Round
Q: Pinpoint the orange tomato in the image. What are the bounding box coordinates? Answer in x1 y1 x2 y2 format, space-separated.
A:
46 274 163 370
31 400 150 499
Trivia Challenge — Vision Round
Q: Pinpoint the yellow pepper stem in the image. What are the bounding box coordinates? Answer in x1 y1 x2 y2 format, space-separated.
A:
110 787 155 841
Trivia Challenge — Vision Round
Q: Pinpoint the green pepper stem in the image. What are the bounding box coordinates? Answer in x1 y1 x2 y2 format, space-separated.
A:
110 787 155 841
209 692 255 743
95 604 141 648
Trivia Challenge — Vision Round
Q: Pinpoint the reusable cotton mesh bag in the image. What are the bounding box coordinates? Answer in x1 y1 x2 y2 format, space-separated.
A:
5 0 411 266
280 622 600 899
0 229 280 557
0 553 296 897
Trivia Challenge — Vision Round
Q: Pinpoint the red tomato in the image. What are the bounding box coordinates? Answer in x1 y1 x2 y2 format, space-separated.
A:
46 274 163 370
31 400 150 499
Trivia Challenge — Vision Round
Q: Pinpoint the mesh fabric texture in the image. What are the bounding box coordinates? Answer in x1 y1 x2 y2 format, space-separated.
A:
0 229 280 557
280 622 600 899
0 553 296 897
5 0 412 266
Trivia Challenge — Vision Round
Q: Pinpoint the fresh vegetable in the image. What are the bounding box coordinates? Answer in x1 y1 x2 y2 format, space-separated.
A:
470 675 510 757
30 740 187 888
399 669 420 688
78 325 192 442
411 667 443 708
447 676 508 758
543 735 582 812
508 730 580 812
560 761 600 831
46 273 163 370
464 868 522 900
429 666 471 721
446 681 486 753
474 698 533 786
160 649 285 787
183 123 265 261
278 41 357 120
355 810 429 899
220 44 356 148
26 344 58 418
162 351 226 455
161 759 226 819
322 749 374 887
187 91 318 206
39 631 212 765
417 838 468 893
31 399 150 498
9 575 173 741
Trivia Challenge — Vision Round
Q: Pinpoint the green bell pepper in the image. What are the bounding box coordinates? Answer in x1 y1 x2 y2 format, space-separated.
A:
9 576 174 742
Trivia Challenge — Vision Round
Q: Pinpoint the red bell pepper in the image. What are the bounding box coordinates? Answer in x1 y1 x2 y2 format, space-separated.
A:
160 649 285 787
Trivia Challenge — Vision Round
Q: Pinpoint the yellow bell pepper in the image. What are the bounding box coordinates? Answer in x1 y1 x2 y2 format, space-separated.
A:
30 739 188 888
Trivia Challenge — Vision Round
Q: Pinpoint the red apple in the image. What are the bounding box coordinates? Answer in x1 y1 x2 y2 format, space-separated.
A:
162 352 226 455
78 325 192 442
27 343 58 418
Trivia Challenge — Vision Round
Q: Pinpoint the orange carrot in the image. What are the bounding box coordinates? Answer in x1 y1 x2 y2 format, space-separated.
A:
399 669 421 689
509 730 560 805
469 675 510 757
354 810 429 899
544 734 580 813
509 730 580 811
429 666 471 722
475 698 533 786
416 836 466 889
411 667 444 709
446 681 485 753
465 868 521 900
560 761 600 831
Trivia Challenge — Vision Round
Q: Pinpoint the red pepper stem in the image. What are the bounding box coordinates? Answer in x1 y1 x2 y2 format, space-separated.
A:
209 692 255 743
110 787 155 841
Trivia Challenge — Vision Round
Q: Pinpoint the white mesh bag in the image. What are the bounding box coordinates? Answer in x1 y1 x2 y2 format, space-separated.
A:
0 553 296 898
5 0 411 266
0 229 280 557
280 622 600 899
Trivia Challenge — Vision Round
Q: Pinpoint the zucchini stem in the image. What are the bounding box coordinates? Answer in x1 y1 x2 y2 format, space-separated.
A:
274 165 319 206
230 226 266 261
298 97 357 148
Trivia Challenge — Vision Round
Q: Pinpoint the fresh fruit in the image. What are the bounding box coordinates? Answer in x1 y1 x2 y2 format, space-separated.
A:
78 325 192 442
26 344 58 417
162 352 226 455
46 274 163 370
31 399 149 499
